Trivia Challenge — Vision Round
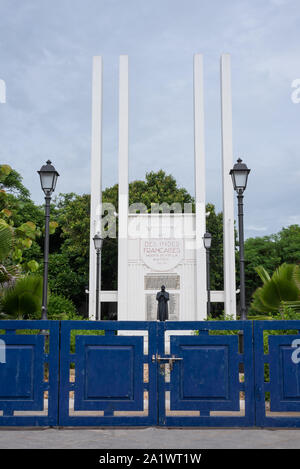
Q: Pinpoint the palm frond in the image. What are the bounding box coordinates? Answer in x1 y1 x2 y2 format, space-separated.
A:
251 287 273 313
281 301 300 313
254 266 271 284
251 263 300 314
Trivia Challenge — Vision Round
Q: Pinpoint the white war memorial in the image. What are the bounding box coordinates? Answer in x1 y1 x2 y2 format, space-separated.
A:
88 54 236 321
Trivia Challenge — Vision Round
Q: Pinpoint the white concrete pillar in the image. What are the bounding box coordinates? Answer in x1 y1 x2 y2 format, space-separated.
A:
118 55 129 320
193 54 207 320
220 54 236 318
89 56 103 319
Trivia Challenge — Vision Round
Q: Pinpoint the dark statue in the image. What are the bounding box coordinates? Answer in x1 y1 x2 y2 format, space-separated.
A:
156 285 169 321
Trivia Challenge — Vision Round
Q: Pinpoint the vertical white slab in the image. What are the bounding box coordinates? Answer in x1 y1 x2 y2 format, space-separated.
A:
220 54 236 318
118 55 129 320
193 54 207 320
89 57 103 319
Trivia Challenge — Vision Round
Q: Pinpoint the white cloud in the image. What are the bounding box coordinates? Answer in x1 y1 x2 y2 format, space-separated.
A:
246 225 268 232
287 215 300 225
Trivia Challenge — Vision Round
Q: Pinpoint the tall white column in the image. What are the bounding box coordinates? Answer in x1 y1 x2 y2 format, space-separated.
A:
89 56 102 319
193 54 207 320
220 54 236 318
118 55 129 320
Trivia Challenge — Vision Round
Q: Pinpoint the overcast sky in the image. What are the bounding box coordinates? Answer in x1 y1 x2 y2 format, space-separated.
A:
0 0 299 238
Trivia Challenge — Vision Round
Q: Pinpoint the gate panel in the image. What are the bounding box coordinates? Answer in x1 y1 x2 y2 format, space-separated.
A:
0 320 59 426
157 321 254 427
254 320 300 427
59 321 157 426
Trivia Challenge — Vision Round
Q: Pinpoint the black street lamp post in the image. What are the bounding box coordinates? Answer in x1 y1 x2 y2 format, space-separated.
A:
93 233 103 321
203 232 212 317
38 160 59 320
230 158 250 321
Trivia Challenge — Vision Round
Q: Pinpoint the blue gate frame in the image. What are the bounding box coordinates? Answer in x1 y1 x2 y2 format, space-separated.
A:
157 321 255 427
58 321 158 426
1 319 300 427
254 320 300 427
0 320 59 426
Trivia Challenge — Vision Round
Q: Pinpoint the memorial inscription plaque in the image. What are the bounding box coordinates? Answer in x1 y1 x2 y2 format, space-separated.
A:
141 239 183 271
144 274 180 290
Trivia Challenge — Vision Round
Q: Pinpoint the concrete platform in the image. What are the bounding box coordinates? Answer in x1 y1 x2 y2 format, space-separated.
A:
0 427 300 449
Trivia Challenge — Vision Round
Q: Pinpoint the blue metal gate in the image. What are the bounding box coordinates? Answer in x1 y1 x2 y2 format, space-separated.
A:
58 320 254 427
1 319 300 427
254 320 300 428
157 321 254 426
58 321 158 426
0 320 59 426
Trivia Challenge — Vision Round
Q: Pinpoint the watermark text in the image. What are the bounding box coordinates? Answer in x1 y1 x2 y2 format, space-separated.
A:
0 79 6 103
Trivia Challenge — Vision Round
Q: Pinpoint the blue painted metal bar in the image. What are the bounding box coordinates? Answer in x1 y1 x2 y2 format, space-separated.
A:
157 322 166 426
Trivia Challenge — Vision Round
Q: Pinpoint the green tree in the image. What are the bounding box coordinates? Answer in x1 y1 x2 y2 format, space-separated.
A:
206 203 223 292
276 225 300 264
55 193 90 260
0 164 45 274
43 252 87 308
52 193 91 309
129 170 193 209
0 224 19 286
101 170 193 212
0 165 30 200
244 225 300 308
244 235 281 308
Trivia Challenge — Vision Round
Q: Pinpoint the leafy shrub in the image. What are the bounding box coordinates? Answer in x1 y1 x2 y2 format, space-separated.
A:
47 294 82 320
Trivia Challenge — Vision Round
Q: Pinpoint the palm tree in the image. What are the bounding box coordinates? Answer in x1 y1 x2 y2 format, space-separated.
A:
251 263 300 314
0 275 43 319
